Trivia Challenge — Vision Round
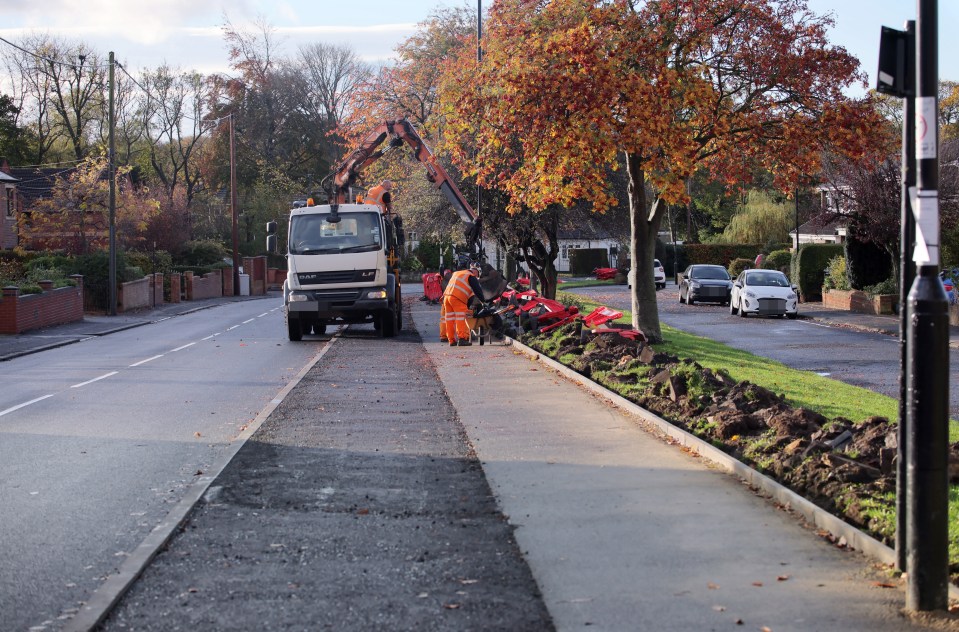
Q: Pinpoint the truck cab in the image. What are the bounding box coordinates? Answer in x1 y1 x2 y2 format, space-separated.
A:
268 202 403 340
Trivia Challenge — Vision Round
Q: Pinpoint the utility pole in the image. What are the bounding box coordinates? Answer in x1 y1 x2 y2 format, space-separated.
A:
879 6 948 609
476 0 485 264
896 19 918 575
108 51 117 316
230 115 239 296
905 0 949 611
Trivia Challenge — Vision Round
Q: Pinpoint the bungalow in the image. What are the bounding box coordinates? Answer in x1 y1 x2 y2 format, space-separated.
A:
0 166 18 249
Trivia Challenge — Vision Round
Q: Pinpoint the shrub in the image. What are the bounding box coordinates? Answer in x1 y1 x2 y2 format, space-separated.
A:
126 250 173 275
764 249 793 273
728 258 752 277
792 243 844 301
175 239 228 266
862 277 898 296
823 256 851 291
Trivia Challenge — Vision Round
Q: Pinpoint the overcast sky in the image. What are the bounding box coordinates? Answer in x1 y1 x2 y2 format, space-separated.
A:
0 1 955 88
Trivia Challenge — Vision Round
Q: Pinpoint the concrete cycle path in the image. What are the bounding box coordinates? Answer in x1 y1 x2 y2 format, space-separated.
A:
411 300 956 631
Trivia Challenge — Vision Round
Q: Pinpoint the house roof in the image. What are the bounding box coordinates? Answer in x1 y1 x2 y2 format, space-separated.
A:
790 213 848 236
5 166 71 205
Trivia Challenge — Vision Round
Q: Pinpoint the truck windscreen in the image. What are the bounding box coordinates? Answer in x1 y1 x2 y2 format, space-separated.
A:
289 212 382 255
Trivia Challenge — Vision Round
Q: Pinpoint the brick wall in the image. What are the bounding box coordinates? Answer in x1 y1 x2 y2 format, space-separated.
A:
242 256 268 296
185 269 223 301
0 275 84 334
822 288 896 315
118 276 152 312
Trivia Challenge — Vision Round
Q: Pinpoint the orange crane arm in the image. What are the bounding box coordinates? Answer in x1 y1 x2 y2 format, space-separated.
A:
330 119 478 226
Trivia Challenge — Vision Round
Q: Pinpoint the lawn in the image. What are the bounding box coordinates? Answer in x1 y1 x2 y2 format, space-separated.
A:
557 289 959 575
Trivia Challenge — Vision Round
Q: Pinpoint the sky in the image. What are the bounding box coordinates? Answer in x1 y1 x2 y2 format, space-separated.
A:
0 0 956 88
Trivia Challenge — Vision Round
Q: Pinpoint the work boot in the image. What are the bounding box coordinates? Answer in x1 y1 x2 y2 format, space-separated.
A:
439 337 448 343
457 340 472 346
449 339 458 346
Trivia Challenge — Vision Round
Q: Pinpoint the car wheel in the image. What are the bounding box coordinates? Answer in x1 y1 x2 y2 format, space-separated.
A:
729 300 737 315
687 294 695 305
739 303 748 318
678 288 684 303
786 312 798 319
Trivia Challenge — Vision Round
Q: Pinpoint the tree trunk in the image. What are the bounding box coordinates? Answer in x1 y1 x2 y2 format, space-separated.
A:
626 151 664 343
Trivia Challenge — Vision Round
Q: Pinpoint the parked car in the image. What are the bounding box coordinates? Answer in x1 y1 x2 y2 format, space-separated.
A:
730 269 799 318
678 264 733 305
627 259 667 290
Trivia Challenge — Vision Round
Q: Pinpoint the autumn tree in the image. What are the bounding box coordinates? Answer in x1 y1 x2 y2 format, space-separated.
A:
21 155 160 255
440 0 885 342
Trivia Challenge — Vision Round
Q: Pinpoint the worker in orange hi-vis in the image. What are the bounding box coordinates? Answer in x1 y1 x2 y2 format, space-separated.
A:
442 263 483 346
438 269 453 342
365 179 393 214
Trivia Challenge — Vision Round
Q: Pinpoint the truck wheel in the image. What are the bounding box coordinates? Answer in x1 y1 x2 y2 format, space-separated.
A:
395 287 403 330
379 308 397 337
287 316 303 341
314 322 327 335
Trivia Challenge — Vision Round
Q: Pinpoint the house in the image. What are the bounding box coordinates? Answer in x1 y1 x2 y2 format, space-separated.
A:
0 165 18 249
0 159 67 250
789 183 851 249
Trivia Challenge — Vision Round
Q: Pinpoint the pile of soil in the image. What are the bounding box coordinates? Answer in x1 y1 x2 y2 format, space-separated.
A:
521 321 957 577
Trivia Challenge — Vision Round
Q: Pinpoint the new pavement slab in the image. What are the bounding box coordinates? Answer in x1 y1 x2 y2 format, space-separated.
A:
411 301 957 631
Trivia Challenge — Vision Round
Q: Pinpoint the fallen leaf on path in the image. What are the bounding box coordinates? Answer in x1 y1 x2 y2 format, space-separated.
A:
872 582 897 589
752 582 763 587
356 508 369 515
777 575 790 581
707 582 720 590
444 603 460 610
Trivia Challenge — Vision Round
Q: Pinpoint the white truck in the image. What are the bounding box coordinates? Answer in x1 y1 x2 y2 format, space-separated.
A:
267 119 480 341
267 202 404 340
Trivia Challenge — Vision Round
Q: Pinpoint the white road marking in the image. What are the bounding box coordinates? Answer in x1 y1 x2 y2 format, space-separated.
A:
170 343 195 352
226 325 240 331
202 334 218 340
71 372 118 388
0 394 55 417
243 319 255 324
258 313 269 318
129 355 164 367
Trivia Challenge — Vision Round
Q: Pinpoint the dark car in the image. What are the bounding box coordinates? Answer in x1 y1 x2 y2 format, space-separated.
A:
679 264 733 305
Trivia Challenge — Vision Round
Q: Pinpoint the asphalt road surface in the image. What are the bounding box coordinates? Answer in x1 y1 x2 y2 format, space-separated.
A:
569 283 959 419
98 320 553 631
0 300 318 631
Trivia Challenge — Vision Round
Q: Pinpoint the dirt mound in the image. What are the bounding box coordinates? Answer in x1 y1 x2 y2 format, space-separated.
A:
521 322 953 574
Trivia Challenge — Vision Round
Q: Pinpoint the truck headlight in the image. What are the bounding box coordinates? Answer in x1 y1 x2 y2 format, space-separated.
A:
288 292 310 302
367 289 388 299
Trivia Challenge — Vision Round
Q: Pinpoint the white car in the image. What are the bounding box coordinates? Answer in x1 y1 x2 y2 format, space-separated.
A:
730 269 798 318
628 259 667 290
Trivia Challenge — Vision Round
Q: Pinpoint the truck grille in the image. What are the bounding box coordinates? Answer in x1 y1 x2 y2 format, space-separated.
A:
297 269 376 284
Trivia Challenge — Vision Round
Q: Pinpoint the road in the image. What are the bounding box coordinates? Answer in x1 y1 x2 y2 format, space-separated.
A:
568 283 959 419
0 299 320 631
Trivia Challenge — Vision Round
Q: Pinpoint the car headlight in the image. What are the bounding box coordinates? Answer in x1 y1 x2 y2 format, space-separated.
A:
689 281 700 289
787 292 797 300
367 289 388 299
745 290 757 298
288 292 310 302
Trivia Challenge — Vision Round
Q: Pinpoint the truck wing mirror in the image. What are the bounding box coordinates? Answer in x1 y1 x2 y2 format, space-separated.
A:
266 234 277 253
266 220 277 235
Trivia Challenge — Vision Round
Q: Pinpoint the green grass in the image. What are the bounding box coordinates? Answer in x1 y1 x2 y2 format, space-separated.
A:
657 324 899 423
556 289 959 573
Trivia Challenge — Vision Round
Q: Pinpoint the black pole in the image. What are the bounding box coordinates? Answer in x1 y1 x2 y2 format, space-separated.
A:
896 19 917 574
906 0 948 612
108 52 117 316
476 0 484 263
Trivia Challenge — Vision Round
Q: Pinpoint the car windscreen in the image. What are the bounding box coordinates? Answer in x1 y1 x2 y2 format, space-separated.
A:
289 212 382 254
691 267 729 280
746 272 790 287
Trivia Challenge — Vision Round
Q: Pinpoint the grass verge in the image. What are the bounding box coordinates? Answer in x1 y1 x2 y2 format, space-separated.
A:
558 289 959 573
